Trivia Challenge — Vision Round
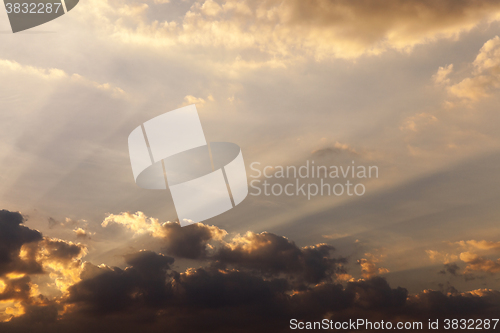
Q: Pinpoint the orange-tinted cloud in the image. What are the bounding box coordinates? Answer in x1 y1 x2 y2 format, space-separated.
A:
80 0 500 61
357 252 389 279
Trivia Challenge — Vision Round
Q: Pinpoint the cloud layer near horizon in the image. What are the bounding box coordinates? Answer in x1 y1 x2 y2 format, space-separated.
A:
1 209 499 332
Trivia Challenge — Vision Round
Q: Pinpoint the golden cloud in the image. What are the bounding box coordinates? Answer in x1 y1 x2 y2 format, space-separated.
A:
427 239 500 275
79 0 500 62
102 211 167 238
357 252 389 279
438 36 500 104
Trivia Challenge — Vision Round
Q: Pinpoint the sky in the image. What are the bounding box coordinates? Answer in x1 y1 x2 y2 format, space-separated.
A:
1 0 500 331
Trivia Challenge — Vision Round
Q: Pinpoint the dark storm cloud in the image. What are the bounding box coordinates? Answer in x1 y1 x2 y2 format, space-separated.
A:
0 210 43 276
161 222 224 259
173 267 289 311
67 264 146 315
51 271 500 333
405 289 500 318
41 239 85 263
65 260 290 329
215 232 345 284
57 241 499 332
124 250 174 274
103 213 346 283
3 271 500 333
68 251 175 314
63 247 342 324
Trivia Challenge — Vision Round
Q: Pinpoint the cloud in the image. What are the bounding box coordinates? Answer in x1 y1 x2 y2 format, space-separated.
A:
460 252 500 274
104 213 344 282
400 35 500 155
67 251 174 315
124 250 174 275
400 113 438 132
102 212 227 259
405 288 500 317
36 239 87 294
49 273 500 332
0 210 43 277
161 222 226 259
0 59 125 98
102 212 166 238
181 95 215 107
9 296 60 325
1 209 500 331
0 59 66 80
78 0 500 62
311 142 358 157
182 95 207 107
357 253 389 279
440 263 461 276
73 228 91 239
456 240 500 251
40 239 86 264
428 239 500 276
322 233 350 240
454 241 500 275
0 276 32 303
67 265 140 315
438 36 500 103
216 232 345 284
0 210 90 323
103 212 347 284
433 64 454 85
